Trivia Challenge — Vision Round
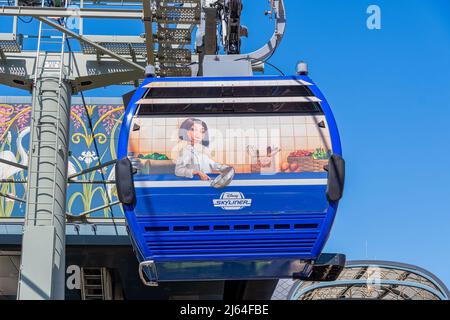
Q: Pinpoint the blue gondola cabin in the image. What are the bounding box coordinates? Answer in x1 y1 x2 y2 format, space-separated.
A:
117 76 345 285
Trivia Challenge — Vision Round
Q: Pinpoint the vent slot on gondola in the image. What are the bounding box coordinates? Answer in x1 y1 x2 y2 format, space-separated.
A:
136 83 324 115
145 85 313 99
138 102 322 115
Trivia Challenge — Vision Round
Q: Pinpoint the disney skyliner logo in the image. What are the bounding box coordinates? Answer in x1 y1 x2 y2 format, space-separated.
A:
213 192 252 210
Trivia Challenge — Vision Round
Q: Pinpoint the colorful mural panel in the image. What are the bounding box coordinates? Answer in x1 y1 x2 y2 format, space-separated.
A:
0 103 124 218
129 115 332 182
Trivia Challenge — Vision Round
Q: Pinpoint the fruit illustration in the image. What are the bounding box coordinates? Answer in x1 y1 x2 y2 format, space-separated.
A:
289 150 313 157
290 162 298 171
312 147 330 160
281 162 290 172
142 152 170 160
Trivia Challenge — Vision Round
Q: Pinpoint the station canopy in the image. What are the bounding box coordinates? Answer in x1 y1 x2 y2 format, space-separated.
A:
272 260 449 301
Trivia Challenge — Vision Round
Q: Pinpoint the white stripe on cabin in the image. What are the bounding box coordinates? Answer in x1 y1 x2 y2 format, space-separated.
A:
136 96 322 105
143 79 313 88
134 179 327 188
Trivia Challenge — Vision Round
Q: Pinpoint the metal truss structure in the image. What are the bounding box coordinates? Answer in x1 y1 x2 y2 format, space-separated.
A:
283 261 450 300
0 0 286 299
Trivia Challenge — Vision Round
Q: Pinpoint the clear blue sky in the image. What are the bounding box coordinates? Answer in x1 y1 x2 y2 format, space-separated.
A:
259 0 450 287
1 1 449 287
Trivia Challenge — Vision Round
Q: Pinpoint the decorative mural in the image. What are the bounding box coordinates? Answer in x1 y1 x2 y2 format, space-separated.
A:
129 115 332 181
0 103 125 218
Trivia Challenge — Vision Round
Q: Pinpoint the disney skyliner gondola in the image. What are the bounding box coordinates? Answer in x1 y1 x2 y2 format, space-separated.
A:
116 0 346 286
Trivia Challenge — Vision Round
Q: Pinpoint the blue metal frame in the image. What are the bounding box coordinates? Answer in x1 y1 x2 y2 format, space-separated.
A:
300 75 342 256
118 76 343 274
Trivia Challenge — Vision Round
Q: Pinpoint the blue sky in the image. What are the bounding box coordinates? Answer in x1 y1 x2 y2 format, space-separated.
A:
1 1 449 287
256 0 450 287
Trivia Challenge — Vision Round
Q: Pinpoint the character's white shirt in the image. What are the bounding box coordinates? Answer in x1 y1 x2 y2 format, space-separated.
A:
175 144 224 178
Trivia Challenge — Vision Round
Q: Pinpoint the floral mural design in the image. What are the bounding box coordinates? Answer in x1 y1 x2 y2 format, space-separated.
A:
0 104 31 142
0 104 31 218
0 103 125 218
70 105 85 130
78 151 99 166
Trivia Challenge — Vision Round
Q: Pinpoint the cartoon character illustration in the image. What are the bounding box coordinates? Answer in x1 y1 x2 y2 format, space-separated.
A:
173 118 231 182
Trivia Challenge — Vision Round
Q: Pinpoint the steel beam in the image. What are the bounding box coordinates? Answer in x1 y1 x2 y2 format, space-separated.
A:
0 191 26 203
0 51 146 93
0 218 130 247
0 0 144 5
68 180 115 184
71 69 143 93
0 179 27 183
72 201 121 218
68 159 116 180
0 157 27 170
36 17 145 72
142 0 154 65
0 52 34 91
0 6 143 19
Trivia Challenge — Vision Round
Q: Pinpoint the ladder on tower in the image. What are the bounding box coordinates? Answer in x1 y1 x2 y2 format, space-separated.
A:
33 1 69 76
18 1 75 300
26 1 69 225
81 267 113 300
153 0 201 77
